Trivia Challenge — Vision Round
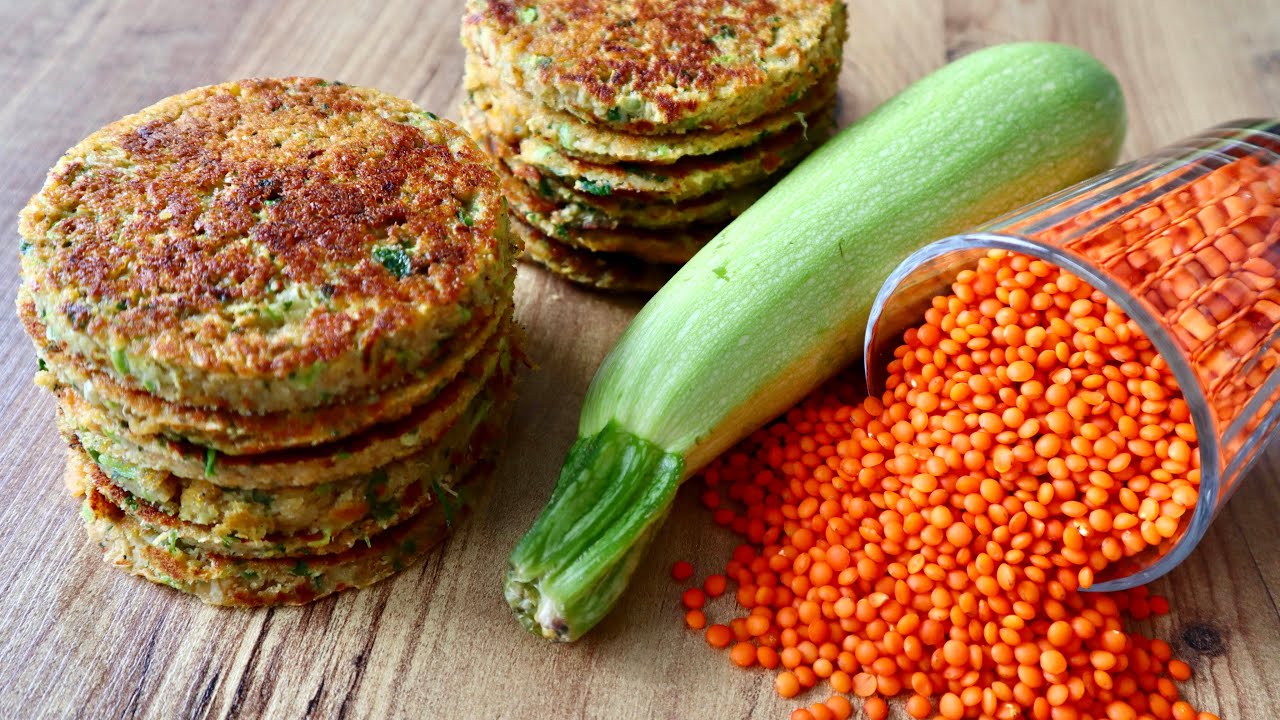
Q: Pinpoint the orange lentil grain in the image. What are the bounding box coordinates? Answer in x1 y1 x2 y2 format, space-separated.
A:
939 692 965 719
685 610 706 630
906 694 932 719
704 574 728 597
825 696 853 720
705 624 731 649
746 614 771 637
776 672 801 699
807 704 834 720
829 670 851 694
730 642 758 668
1041 649 1068 675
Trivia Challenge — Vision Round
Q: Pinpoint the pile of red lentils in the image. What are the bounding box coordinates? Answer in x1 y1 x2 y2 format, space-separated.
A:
676 250 1214 720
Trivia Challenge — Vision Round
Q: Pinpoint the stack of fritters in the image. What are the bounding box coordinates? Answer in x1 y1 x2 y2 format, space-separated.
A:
459 0 848 290
17 78 519 607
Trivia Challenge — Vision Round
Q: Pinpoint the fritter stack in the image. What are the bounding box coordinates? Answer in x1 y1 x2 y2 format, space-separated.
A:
459 0 848 291
17 78 519 606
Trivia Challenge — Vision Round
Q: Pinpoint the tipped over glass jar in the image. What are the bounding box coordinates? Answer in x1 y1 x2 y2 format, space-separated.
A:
866 119 1280 590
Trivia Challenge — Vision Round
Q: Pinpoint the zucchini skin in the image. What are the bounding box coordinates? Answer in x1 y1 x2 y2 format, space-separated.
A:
582 42 1126 472
510 42 1126 641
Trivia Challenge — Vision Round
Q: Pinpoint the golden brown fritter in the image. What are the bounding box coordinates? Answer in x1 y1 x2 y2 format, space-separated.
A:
463 115 773 229
79 379 504 555
486 149 715 263
19 77 515 412
76 442 501 607
22 287 511 454
57 332 514 488
463 55 840 164
509 213 678 291
462 0 845 133
464 87 837 202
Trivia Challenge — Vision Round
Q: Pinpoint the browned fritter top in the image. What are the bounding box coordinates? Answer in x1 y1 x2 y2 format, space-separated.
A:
463 0 844 133
18 78 514 411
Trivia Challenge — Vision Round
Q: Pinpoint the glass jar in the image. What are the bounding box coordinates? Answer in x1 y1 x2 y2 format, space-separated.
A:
864 119 1280 590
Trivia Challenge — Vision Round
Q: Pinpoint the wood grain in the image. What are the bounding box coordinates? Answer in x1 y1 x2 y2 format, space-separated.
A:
0 1 1277 718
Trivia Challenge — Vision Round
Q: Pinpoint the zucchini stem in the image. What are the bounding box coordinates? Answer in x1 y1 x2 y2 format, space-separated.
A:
505 421 683 641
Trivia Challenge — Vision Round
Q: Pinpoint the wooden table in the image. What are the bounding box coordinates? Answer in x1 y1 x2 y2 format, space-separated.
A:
1 2 1277 717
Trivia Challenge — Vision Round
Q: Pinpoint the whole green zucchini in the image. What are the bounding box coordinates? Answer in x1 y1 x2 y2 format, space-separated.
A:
507 42 1126 641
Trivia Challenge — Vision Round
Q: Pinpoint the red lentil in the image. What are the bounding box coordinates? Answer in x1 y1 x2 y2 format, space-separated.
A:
704 574 729 597
731 641 759 668
705 624 731 649
807 704 834 720
863 697 888 720
776 671 801 699
824 695 853 720
906 694 932 718
685 609 706 630
686 250 1209 719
